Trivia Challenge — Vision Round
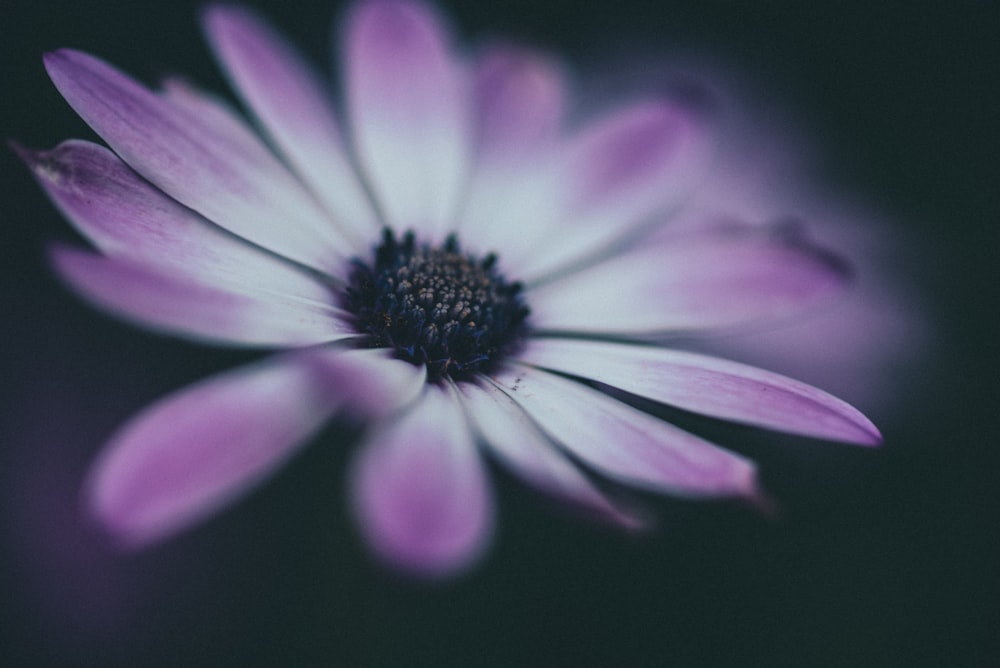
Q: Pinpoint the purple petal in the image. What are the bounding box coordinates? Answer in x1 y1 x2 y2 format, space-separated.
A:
202 6 378 247
43 48 350 271
565 100 709 215
471 46 565 166
314 347 428 419
87 349 357 548
19 140 338 303
456 49 570 269
528 228 848 334
458 380 649 528
514 100 712 280
51 246 354 347
344 0 469 239
350 383 493 576
490 366 760 500
519 338 882 445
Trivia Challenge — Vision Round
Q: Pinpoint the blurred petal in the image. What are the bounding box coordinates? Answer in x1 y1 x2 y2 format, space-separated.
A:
344 0 469 239
515 100 712 280
350 383 493 576
458 48 570 266
491 366 760 500
458 380 648 528
520 338 882 445
528 228 848 335
470 46 565 166
457 156 567 276
43 48 349 272
564 100 708 215
19 140 337 302
51 246 354 347
312 347 428 419
86 346 419 548
203 5 378 247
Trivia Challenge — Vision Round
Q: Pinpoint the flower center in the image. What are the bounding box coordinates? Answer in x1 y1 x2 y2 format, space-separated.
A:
344 229 530 382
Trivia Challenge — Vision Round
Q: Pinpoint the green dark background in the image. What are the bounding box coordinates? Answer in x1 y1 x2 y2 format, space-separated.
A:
2 0 996 665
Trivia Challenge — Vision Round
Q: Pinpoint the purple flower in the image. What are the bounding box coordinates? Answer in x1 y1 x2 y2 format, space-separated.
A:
19 0 881 577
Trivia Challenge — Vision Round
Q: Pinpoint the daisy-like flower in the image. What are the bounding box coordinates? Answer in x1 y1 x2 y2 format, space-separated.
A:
19 0 881 576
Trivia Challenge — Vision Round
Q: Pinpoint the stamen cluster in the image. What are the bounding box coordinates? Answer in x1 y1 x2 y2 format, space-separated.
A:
345 229 530 381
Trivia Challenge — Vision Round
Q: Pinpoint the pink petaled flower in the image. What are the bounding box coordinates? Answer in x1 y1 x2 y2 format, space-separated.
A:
19 0 882 576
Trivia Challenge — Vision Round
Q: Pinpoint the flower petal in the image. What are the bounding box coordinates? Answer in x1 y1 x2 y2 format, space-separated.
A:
43 48 350 272
344 0 469 239
457 48 570 268
51 246 354 347
564 100 709 217
470 46 565 166
86 347 409 549
514 99 713 280
19 140 338 303
458 380 648 528
490 365 760 500
202 5 378 248
350 383 493 576
519 338 882 445
315 347 428 419
528 228 848 334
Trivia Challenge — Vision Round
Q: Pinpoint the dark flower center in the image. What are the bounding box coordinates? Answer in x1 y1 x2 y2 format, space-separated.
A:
344 229 530 382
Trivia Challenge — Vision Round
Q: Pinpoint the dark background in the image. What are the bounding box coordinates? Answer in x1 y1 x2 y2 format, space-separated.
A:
2 0 997 665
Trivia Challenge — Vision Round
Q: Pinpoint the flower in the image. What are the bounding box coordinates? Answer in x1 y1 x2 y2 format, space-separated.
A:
19 0 881 577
